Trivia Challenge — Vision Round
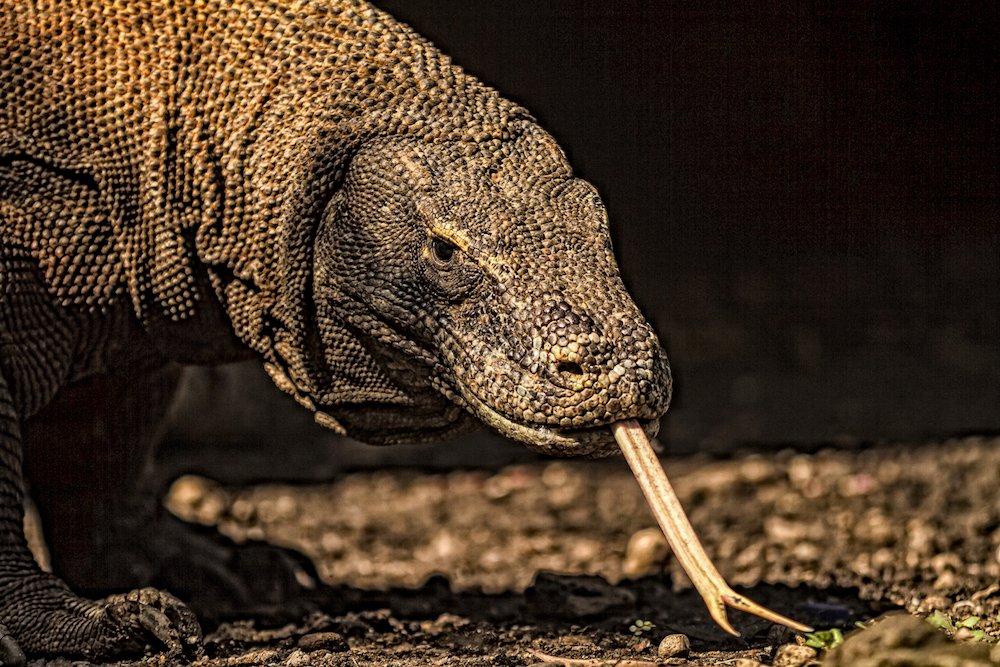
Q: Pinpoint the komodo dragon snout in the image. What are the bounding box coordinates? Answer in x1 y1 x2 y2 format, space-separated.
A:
311 128 671 455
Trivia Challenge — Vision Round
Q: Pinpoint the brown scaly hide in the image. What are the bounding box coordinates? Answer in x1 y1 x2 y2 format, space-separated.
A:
2 0 669 451
0 0 670 661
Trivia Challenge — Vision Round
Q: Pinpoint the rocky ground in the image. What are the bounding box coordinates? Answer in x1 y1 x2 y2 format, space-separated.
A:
31 435 1000 665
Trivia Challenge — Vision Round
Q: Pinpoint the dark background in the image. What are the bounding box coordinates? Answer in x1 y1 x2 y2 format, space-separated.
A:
168 1 999 477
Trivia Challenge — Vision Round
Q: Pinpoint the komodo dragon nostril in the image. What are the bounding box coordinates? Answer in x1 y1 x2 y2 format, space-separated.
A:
556 361 584 376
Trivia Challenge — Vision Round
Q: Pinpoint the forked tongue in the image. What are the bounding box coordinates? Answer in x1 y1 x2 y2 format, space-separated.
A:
612 419 812 636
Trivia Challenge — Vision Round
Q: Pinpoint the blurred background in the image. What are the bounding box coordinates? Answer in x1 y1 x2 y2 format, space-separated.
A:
166 0 998 480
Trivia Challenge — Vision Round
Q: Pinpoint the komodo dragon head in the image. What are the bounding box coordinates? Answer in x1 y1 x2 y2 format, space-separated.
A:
306 124 671 456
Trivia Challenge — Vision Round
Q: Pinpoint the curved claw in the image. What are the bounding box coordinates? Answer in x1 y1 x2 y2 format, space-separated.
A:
136 604 183 654
104 588 203 658
612 420 813 636
0 625 26 667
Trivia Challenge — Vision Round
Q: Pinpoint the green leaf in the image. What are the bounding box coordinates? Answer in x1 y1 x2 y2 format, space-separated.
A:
956 616 981 629
803 628 844 650
927 612 954 631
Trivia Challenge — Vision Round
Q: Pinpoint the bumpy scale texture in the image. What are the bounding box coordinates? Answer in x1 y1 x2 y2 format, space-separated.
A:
0 0 671 661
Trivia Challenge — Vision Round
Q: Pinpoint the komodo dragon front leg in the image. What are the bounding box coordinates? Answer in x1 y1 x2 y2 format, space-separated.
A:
0 257 203 664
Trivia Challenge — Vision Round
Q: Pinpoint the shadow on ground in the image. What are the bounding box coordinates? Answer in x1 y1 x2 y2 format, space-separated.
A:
198 578 884 666
136 435 1000 665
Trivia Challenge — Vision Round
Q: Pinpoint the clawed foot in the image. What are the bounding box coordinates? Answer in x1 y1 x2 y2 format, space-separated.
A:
100 587 203 657
0 580 201 665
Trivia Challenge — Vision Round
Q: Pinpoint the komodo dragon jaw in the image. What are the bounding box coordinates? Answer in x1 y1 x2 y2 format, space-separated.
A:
310 132 672 456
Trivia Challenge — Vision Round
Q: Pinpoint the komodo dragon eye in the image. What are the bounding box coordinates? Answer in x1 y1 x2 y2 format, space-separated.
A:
430 237 456 265
422 234 479 299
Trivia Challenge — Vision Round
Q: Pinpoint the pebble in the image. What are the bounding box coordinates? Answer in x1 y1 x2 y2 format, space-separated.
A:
763 516 810 543
773 643 818 667
257 493 298 522
298 631 349 652
951 599 983 617
166 475 226 525
791 541 821 562
732 660 764 667
167 474 209 507
933 570 958 591
953 627 976 641
224 648 280 665
420 612 470 635
622 527 669 578
285 649 310 666
657 633 690 658
916 594 951 613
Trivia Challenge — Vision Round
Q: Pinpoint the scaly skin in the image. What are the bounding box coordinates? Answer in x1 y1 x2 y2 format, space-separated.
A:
0 0 671 661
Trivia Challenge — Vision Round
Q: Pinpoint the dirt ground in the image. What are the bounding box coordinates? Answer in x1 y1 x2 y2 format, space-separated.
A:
34 435 1000 666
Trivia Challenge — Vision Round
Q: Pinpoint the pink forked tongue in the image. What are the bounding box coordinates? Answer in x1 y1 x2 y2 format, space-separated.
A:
612 419 812 636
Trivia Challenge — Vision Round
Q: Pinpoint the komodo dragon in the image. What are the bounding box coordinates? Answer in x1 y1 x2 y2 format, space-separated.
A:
0 0 807 662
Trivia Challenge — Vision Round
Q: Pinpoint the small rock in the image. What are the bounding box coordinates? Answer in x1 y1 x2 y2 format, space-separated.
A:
257 493 298 522
285 649 310 666
298 631 349 652
622 527 669 578
952 627 975 642
826 612 999 667
931 552 963 574
932 569 958 591
166 475 226 525
541 462 571 487
432 613 469 630
764 516 810 543
657 633 690 659
791 541 821 562
733 660 764 667
230 497 256 523
916 594 951 613
224 648 281 665
773 643 817 667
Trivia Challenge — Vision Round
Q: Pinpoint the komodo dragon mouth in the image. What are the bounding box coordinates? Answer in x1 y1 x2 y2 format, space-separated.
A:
451 374 656 457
